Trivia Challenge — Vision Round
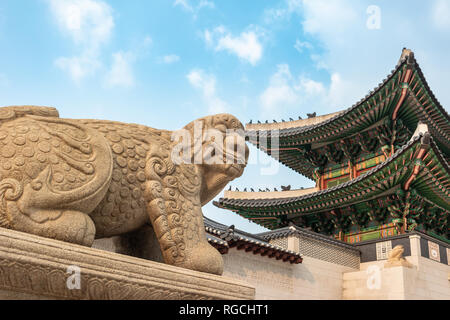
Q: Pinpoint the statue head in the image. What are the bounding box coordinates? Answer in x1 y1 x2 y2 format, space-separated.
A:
172 114 249 205
385 244 413 268
388 245 405 260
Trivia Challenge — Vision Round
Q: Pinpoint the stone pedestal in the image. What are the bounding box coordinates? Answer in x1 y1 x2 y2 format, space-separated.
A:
0 228 255 300
343 265 415 300
343 256 450 300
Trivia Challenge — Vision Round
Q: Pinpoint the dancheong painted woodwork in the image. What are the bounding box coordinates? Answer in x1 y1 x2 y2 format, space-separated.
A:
215 49 450 244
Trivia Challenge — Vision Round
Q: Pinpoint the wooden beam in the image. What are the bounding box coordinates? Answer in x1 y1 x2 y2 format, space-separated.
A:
276 252 286 260
254 247 267 255
245 245 254 252
267 250 276 258
236 241 248 250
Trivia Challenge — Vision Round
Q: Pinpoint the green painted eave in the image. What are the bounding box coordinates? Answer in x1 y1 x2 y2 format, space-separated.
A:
216 133 449 231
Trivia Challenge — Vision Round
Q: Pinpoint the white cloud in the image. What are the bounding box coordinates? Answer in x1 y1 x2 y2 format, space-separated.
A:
216 32 262 65
187 70 215 96
49 0 150 87
162 54 180 64
327 73 353 108
104 52 135 88
48 0 114 82
204 27 263 65
198 0 215 10
259 63 350 118
431 0 450 30
296 76 326 96
310 54 328 70
293 0 387 108
174 0 214 18
260 85 298 116
260 64 298 116
48 0 114 47
187 69 228 114
259 0 450 116
55 53 100 83
301 0 357 36
204 26 225 46
103 36 152 88
294 39 313 53
263 0 302 23
174 0 193 12
295 0 450 111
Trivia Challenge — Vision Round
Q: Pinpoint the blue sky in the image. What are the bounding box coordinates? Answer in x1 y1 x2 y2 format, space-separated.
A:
0 0 449 233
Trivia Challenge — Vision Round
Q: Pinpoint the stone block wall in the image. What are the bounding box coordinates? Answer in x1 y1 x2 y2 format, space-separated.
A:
92 226 449 300
222 248 357 300
269 234 360 269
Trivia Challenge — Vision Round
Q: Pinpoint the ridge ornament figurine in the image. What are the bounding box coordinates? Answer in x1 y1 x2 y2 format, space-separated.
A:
0 106 248 275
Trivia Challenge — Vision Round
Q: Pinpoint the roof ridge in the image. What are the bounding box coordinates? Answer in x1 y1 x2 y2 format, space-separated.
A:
204 216 303 259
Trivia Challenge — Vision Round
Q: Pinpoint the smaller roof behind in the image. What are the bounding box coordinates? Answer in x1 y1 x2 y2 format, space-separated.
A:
257 225 360 252
204 216 303 264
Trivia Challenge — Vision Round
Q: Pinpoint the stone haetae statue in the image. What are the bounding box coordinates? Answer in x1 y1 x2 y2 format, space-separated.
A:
0 106 248 275
384 245 413 268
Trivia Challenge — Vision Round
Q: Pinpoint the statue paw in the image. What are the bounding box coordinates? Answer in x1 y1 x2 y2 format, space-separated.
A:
184 242 224 275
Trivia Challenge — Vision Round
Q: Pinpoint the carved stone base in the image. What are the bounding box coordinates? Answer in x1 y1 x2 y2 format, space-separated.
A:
0 228 255 300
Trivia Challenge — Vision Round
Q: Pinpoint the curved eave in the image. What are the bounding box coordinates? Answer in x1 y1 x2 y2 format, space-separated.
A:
206 234 229 254
215 133 450 230
204 216 302 263
226 237 303 264
400 58 450 155
247 51 450 178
